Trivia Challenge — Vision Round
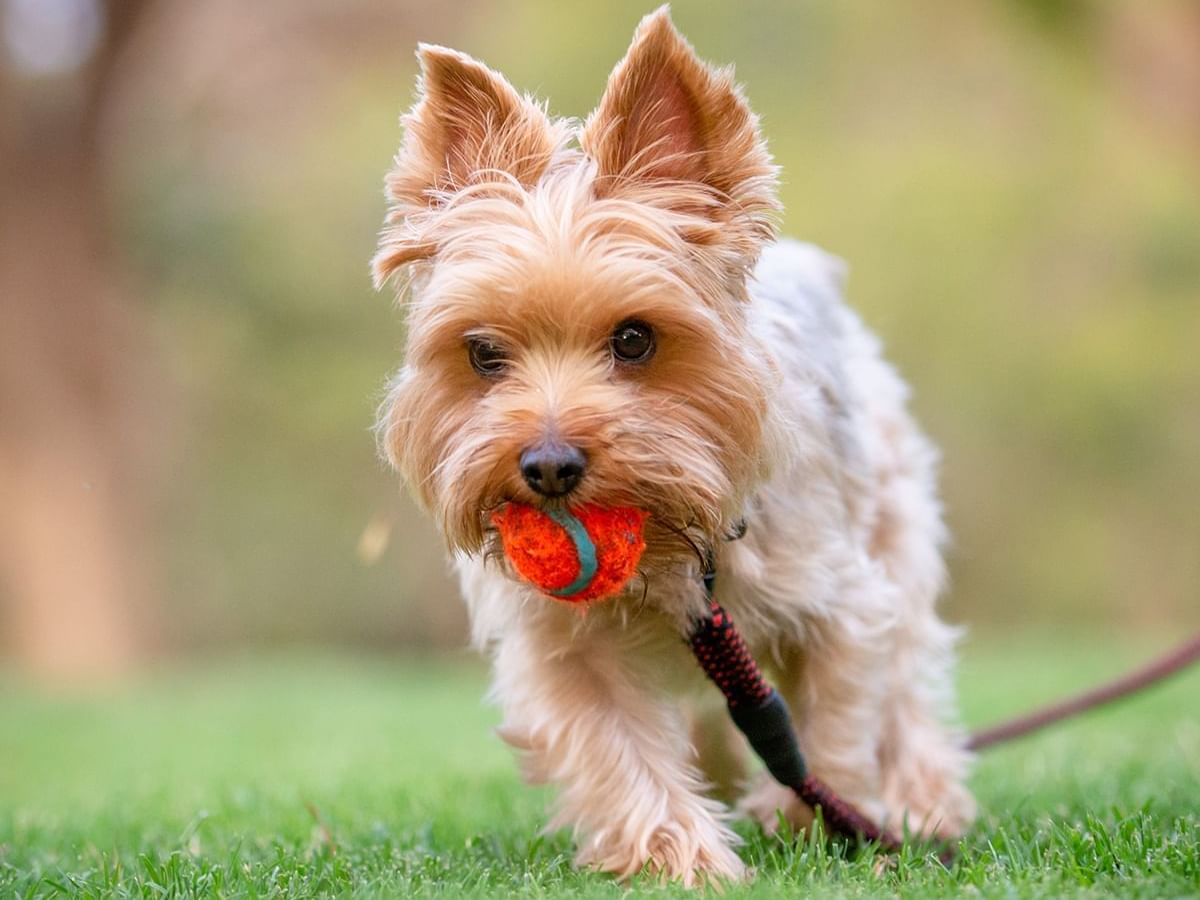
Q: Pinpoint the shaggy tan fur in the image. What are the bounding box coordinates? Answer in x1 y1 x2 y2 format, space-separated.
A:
373 6 975 886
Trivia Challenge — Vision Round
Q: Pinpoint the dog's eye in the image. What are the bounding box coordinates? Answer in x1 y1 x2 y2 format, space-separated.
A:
610 320 655 364
467 337 509 377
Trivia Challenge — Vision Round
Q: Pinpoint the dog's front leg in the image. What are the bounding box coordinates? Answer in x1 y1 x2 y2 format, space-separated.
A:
490 623 745 887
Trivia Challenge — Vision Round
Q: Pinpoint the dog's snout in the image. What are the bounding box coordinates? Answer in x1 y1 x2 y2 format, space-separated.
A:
520 442 586 497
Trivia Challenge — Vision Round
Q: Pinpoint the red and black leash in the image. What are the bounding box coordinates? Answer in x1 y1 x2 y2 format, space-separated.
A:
687 563 1200 859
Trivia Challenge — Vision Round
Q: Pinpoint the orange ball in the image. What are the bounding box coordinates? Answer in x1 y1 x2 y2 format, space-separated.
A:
492 503 648 603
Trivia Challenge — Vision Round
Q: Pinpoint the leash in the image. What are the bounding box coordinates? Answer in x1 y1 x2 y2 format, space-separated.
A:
686 555 1200 859
966 632 1200 750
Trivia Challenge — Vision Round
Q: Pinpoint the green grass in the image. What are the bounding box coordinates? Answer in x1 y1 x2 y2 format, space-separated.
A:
2 635 1197 897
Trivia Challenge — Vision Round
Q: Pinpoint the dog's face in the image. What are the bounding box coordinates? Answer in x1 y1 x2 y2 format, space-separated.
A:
375 8 781 583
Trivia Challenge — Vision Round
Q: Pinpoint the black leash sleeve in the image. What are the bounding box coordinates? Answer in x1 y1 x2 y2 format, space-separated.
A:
728 688 807 790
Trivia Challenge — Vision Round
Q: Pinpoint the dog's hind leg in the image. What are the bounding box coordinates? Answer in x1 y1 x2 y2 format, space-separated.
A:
864 397 976 838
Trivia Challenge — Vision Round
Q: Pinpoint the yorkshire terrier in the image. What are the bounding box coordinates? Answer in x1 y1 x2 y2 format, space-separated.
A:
372 6 974 885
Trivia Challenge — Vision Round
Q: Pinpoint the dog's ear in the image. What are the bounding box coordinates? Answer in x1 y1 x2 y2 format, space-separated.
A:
581 7 778 251
374 45 560 286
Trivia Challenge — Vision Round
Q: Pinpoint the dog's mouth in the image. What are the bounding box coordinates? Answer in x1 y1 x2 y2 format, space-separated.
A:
480 498 718 602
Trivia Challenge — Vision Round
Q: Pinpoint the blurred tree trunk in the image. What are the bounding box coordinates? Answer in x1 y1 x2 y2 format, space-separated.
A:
0 0 157 678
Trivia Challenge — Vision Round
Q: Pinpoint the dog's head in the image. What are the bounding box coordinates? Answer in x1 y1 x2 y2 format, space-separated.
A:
374 7 782 583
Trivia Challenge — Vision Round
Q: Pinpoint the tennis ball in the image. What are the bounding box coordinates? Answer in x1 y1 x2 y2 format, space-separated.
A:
492 503 647 602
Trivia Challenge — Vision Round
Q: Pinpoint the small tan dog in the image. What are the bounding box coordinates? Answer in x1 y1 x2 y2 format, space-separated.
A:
373 6 974 885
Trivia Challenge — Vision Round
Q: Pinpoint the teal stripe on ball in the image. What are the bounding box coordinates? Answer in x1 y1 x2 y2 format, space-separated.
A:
545 507 598 597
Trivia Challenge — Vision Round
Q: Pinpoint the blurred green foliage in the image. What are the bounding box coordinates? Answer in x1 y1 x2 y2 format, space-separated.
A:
113 0 1200 650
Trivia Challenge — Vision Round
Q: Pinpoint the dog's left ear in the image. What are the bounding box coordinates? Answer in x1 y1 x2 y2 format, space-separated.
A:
374 45 563 287
581 7 778 253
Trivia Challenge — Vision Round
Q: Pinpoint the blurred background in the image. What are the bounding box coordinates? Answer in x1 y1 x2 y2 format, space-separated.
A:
2 0 1198 680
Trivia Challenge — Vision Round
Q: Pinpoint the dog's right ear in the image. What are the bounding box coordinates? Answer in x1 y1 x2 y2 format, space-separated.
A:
373 46 560 287
581 7 777 258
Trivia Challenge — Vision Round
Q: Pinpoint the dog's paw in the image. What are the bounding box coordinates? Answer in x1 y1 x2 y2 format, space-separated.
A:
739 772 895 841
884 778 976 841
878 743 977 841
647 829 746 888
738 773 813 836
578 818 746 888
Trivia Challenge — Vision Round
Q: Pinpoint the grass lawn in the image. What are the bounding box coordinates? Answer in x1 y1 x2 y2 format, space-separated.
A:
1 633 1197 897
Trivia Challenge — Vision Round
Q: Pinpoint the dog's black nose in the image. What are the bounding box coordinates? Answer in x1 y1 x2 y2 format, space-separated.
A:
520 441 586 497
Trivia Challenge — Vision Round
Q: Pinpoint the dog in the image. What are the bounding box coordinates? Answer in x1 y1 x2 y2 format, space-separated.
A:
372 6 975 885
